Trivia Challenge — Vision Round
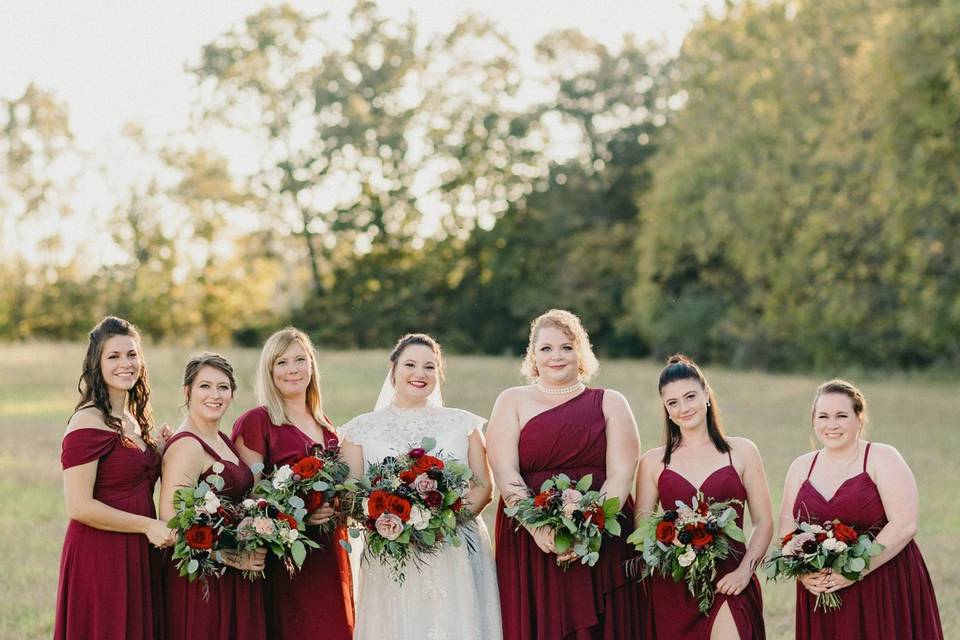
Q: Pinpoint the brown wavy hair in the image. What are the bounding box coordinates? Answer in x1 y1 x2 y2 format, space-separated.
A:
183 352 237 404
75 316 156 448
657 354 729 465
389 333 445 384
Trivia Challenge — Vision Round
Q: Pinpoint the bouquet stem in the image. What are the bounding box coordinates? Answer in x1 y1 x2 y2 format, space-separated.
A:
815 592 842 612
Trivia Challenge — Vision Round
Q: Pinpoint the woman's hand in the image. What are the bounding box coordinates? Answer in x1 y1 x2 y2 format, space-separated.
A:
221 548 267 572
798 570 830 595
307 502 335 526
144 519 175 548
526 525 557 555
715 567 753 595
822 569 856 593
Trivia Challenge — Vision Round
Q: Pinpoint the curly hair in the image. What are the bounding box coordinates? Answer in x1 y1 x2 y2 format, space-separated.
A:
521 309 599 382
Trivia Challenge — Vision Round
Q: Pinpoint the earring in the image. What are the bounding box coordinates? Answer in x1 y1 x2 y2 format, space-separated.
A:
706 401 711 407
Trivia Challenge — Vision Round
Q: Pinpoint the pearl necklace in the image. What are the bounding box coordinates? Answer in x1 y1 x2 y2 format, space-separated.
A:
536 380 585 396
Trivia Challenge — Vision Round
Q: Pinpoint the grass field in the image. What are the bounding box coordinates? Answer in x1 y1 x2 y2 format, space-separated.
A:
1 342 956 639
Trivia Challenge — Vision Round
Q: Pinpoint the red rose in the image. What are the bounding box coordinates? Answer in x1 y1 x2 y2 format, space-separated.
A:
184 524 216 550
368 490 391 518
305 490 326 513
781 532 794 545
690 524 714 550
292 456 324 479
386 495 412 522
413 455 444 475
277 513 298 529
815 533 827 543
832 521 858 544
533 491 551 508
424 491 444 509
408 447 426 458
589 507 605 531
451 498 463 512
656 520 677 544
399 470 418 484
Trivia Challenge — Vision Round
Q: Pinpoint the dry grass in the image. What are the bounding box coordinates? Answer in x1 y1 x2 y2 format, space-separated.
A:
1 342 956 639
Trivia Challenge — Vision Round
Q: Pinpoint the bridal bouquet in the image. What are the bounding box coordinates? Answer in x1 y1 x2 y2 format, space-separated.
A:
627 492 745 614
764 519 882 611
222 494 319 580
166 463 232 595
504 473 622 567
253 444 351 538
343 437 475 584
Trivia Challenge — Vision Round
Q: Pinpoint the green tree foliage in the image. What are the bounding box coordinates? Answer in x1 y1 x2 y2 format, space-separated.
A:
630 0 960 369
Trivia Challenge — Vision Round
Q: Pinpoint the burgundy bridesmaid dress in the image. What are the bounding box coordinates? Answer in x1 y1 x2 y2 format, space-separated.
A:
650 451 765 639
232 406 354 640
54 428 163 640
495 388 647 640
163 431 266 640
793 442 943 639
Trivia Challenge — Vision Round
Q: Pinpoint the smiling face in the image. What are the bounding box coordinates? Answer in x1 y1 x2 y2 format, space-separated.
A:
533 325 580 386
660 378 709 432
813 392 863 450
185 365 234 424
100 335 141 393
391 343 439 405
271 341 312 400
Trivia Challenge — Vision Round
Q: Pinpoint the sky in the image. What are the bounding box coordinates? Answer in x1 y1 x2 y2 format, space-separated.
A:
1 0 722 149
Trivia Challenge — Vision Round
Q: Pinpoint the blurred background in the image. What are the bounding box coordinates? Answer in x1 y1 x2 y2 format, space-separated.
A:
3 0 957 371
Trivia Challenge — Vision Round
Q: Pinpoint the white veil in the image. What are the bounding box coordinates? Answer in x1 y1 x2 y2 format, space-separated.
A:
374 370 444 410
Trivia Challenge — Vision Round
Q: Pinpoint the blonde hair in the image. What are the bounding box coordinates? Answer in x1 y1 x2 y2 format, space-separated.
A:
521 309 599 382
256 327 330 428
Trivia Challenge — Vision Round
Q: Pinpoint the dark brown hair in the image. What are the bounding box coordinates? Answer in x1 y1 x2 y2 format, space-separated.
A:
811 379 869 436
75 316 156 448
389 333 445 383
183 352 237 404
658 354 729 465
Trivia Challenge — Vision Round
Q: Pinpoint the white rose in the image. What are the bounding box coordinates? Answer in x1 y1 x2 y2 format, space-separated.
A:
203 491 221 514
408 504 431 531
821 537 838 552
242 498 256 508
834 540 847 553
678 548 697 567
272 465 294 489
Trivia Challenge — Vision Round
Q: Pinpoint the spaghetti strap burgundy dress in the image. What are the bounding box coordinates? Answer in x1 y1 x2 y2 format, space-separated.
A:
793 442 943 639
495 388 647 640
650 451 765 639
163 430 265 640
54 428 164 640
232 406 354 640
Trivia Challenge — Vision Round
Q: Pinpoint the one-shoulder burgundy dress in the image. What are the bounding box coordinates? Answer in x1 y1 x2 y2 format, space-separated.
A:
650 451 765 639
495 388 647 639
232 406 354 640
163 430 265 640
55 428 163 640
793 443 943 639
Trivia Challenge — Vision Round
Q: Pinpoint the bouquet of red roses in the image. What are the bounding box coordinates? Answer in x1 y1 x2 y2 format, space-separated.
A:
342 437 475 584
253 444 351 538
166 462 233 595
223 493 320 580
764 519 882 611
504 473 622 567
627 492 744 614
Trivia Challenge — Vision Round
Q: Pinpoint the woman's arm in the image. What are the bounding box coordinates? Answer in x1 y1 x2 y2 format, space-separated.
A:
634 449 662 526
485 388 529 506
464 429 494 514
158 437 210 521
232 436 265 483
599 390 640 509
716 439 773 595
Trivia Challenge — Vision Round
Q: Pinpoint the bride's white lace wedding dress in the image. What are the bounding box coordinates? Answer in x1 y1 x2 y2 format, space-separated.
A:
340 404 502 640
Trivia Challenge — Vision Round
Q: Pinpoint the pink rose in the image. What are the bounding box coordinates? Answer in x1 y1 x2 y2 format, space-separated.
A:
253 517 276 537
375 512 405 540
236 516 256 541
561 488 583 517
414 473 439 496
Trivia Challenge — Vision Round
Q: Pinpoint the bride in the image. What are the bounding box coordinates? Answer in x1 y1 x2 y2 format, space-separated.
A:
339 333 502 640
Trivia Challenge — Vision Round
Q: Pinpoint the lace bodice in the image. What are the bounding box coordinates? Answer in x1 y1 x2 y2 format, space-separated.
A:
340 405 484 466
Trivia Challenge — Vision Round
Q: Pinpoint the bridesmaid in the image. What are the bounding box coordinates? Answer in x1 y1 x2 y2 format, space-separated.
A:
232 328 354 640
54 316 173 640
779 379 943 639
635 355 771 639
487 309 645 639
160 353 266 639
